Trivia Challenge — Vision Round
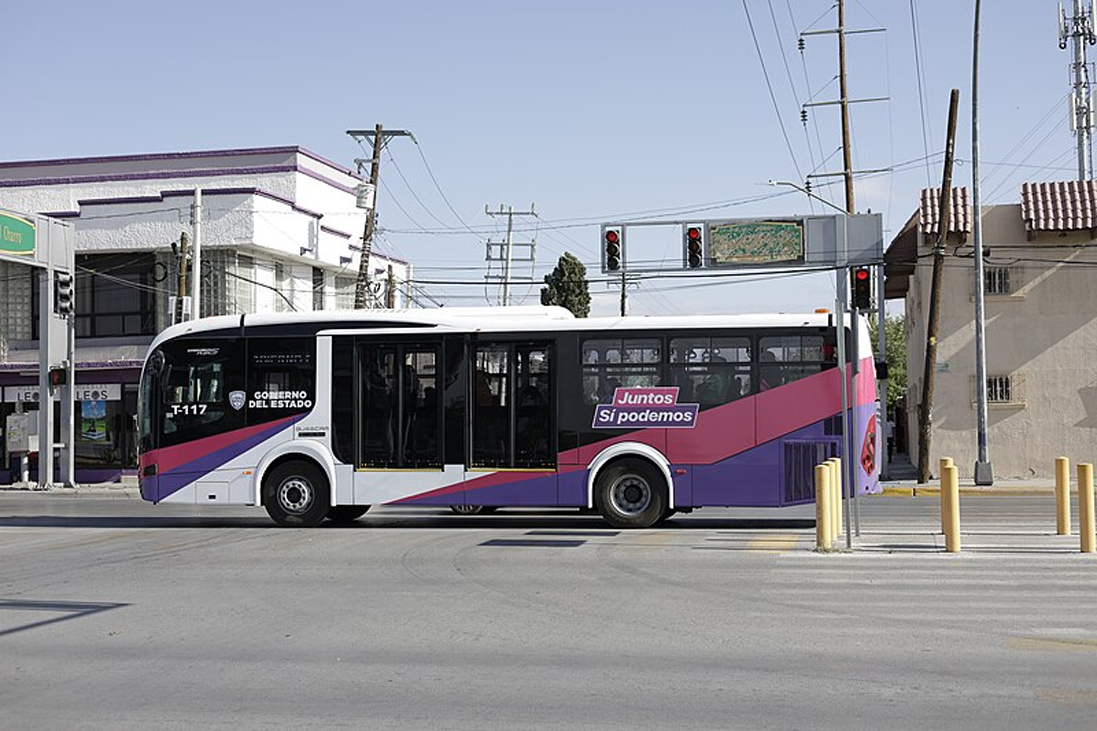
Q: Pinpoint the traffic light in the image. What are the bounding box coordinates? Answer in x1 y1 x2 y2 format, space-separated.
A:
684 225 704 269
48 366 67 387
54 271 73 317
603 226 623 272
851 266 872 309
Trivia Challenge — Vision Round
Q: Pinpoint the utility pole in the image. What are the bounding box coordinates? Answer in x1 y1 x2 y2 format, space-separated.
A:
619 270 628 316
347 126 412 308
484 204 537 306
176 232 189 324
386 264 396 308
801 1 887 206
191 188 202 320
1061 0 1096 180
972 0 993 485
800 0 887 538
917 89 961 485
838 0 855 212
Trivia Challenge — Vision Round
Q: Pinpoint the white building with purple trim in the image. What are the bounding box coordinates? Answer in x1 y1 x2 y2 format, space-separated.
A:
0 146 411 484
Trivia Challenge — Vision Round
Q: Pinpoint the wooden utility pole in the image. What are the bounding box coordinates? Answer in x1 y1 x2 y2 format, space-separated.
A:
917 89 961 484
347 126 412 309
838 0 855 214
355 124 383 309
385 264 396 308
619 270 627 316
176 231 189 323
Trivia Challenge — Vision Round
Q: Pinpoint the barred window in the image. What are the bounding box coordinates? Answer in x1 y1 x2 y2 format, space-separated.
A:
985 267 1012 295
987 375 1014 403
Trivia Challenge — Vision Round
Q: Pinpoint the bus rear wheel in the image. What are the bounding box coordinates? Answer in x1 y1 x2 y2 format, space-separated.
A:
594 458 667 529
326 505 371 524
263 461 330 527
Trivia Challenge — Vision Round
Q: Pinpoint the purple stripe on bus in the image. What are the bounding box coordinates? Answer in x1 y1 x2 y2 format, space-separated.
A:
145 415 304 502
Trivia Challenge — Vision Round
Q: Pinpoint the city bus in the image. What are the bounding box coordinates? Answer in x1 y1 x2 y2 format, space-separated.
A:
137 306 879 527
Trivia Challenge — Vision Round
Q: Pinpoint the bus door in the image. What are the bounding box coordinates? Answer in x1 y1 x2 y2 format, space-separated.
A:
467 341 556 506
354 341 451 505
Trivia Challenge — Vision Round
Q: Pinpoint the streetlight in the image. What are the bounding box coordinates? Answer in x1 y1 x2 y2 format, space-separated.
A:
767 180 849 214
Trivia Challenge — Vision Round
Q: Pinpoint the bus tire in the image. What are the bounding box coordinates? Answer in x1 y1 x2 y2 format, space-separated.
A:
326 505 370 524
594 458 667 529
449 505 498 515
263 460 331 527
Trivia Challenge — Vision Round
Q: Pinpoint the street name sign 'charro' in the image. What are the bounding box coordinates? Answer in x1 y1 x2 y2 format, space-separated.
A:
0 211 36 256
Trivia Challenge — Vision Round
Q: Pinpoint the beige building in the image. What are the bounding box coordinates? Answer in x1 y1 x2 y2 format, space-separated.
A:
885 182 1097 479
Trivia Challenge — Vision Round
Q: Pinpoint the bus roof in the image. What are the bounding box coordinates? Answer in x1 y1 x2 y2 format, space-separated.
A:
149 306 848 352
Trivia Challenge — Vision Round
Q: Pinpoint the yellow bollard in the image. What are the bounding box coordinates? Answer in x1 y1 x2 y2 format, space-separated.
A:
829 457 842 539
943 464 961 553
939 457 954 535
1079 463 1095 554
815 464 833 551
1056 456 1072 536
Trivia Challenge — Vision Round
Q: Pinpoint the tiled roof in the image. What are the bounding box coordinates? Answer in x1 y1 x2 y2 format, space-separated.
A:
919 187 971 235
1020 180 1097 231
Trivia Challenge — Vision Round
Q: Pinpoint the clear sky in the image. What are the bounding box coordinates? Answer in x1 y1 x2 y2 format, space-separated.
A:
2 0 1079 316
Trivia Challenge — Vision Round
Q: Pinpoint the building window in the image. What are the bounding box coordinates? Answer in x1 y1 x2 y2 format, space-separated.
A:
335 275 355 310
236 255 256 314
312 267 324 311
32 253 158 339
275 262 295 312
981 373 1024 407
985 267 1012 295
987 376 1013 403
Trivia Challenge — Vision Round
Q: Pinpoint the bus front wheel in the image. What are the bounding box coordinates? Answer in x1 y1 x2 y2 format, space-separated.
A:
594 458 667 529
326 505 371 524
263 461 331 527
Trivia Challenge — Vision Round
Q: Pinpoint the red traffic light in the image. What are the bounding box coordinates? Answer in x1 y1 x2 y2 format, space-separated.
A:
851 266 872 309
604 227 623 271
686 227 701 241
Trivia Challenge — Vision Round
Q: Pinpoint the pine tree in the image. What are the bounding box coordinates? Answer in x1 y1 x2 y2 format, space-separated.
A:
540 252 590 318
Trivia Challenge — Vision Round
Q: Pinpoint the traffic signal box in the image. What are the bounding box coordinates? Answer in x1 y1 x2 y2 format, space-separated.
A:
851 266 872 309
603 226 623 272
684 225 704 269
54 271 73 317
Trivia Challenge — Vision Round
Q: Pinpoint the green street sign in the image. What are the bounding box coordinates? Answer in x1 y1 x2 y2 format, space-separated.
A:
0 212 36 256
707 220 804 266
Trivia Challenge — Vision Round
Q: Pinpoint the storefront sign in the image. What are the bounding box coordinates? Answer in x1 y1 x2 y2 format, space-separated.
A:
0 211 36 256
3 383 122 403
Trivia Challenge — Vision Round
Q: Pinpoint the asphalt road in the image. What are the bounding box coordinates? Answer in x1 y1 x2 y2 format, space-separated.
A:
1 492 1095 730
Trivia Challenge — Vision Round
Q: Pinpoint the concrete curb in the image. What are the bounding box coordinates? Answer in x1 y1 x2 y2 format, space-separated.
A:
880 485 1057 497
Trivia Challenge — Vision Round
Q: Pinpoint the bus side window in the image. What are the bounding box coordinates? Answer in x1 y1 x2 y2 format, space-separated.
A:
247 337 316 426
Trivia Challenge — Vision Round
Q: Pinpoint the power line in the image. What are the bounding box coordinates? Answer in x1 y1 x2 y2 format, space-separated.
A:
909 0 933 188
742 0 807 185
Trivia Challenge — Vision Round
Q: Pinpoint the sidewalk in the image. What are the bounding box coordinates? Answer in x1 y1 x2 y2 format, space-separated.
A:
880 451 1058 495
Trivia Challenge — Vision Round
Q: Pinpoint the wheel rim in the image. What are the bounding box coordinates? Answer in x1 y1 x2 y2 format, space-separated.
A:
452 505 483 515
278 476 314 515
610 473 652 516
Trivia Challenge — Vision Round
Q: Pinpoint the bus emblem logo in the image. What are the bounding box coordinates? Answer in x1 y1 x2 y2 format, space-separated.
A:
229 391 246 411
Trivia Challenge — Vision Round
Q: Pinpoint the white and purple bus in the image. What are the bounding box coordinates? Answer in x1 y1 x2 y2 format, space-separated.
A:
137 306 879 527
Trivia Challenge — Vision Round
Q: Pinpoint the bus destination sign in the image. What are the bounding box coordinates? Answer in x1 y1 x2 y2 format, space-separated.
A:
706 219 803 267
